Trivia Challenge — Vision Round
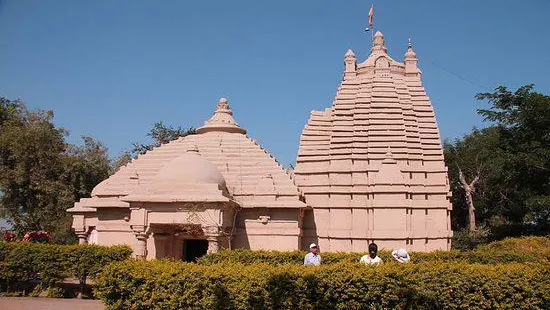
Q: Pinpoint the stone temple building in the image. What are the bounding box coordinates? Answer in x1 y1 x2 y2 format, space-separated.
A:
68 31 452 260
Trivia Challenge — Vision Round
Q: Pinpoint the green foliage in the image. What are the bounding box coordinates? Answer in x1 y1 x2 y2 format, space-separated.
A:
0 242 132 295
197 237 549 267
0 98 111 243
95 259 549 310
451 227 491 250
445 85 550 236
109 152 132 175
131 121 195 156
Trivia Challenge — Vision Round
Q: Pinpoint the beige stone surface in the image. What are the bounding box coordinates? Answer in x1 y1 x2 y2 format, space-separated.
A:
68 30 452 257
69 98 305 258
295 32 452 252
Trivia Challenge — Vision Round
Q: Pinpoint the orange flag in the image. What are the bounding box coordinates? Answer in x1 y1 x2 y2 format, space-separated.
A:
368 4 374 28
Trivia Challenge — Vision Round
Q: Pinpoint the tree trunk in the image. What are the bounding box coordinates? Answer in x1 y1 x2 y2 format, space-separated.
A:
465 188 476 232
458 167 480 233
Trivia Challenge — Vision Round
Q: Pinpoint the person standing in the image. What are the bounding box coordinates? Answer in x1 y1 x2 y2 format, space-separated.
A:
360 243 383 266
304 243 321 266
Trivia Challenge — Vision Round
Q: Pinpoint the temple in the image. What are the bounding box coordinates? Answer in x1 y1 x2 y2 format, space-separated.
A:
295 32 452 252
68 31 452 259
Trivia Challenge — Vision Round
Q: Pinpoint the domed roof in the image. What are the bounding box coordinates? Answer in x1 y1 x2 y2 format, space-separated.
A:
154 148 226 188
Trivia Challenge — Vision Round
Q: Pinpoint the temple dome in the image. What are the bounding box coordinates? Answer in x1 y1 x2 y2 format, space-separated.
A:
91 97 304 209
154 149 226 189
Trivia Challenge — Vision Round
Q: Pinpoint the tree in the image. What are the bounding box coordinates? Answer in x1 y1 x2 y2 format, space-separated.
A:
0 99 69 238
0 98 111 243
110 152 132 175
476 85 550 233
107 122 196 175
446 85 550 238
445 127 503 230
131 121 195 156
458 166 481 232
63 136 110 199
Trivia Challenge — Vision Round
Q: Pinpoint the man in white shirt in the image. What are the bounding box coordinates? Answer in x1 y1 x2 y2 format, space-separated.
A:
360 243 383 266
304 243 321 266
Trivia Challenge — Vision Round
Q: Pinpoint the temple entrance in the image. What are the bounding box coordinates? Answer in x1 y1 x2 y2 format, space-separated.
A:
182 239 208 262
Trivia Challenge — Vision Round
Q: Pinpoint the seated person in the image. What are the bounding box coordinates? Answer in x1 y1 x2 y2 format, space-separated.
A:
391 248 410 263
304 243 321 266
360 243 383 266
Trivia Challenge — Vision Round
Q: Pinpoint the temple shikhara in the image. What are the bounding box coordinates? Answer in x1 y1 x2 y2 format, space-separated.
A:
68 31 452 260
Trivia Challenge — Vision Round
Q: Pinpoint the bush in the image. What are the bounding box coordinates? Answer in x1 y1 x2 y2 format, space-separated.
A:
0 242 132 296
197 236 550 266
95 259 550 310
451 227 490 250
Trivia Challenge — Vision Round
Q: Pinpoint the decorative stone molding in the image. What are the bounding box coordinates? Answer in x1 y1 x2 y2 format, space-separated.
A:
203 226 220 237
259 215 271 225
75 230 88 245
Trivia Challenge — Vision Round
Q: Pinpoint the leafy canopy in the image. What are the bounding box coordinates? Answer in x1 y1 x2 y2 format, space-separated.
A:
446 85 550 237
0 98 110 243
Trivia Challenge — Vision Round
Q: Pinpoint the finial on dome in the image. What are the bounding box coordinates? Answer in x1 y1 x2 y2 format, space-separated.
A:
196 97 247 134
345 49 356 58
216 97 231 114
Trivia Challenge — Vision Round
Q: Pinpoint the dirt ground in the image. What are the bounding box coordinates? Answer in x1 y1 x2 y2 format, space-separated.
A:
0 297 104 310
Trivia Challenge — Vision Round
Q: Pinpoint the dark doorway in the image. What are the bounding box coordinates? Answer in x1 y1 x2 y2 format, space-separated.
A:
183 239 208 262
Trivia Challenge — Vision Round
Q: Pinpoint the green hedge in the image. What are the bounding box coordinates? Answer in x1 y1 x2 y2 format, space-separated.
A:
0 242 132 296
198 236 550 266
95 259 550 310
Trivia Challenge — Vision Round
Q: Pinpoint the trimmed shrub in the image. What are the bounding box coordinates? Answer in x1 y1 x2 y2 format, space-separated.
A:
0 242 132 295
451 228 490 250
95 259 550 310
197 237 550 266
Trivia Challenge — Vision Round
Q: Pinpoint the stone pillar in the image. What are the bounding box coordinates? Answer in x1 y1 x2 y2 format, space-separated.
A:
204 226 220 254
131 225 150 260
207 236 220 254
75 231 88 245
153 233 170 259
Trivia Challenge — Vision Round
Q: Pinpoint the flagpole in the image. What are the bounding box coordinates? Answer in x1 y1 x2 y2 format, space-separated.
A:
370 4 374 40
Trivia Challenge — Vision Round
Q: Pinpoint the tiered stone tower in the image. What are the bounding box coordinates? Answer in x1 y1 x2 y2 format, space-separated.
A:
295 32 452 251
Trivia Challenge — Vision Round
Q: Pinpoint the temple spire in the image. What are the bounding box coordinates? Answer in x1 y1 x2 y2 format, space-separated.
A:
405 38 417 60
404 38 421 77
344 49 357 78
196 98 247 134
371 31 387 54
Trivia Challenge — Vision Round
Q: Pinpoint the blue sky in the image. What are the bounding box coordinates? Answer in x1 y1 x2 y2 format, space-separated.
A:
1 0 549 167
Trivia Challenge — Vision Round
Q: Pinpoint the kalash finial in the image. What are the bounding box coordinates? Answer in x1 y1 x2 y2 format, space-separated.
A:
196 97 247 134
405 38 417 59
217 97 230 112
